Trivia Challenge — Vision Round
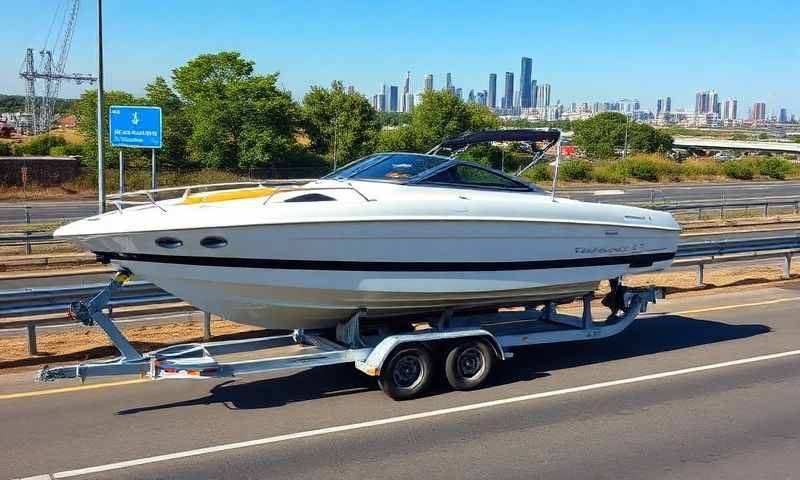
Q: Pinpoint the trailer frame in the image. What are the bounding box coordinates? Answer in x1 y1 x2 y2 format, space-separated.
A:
35 270 663 399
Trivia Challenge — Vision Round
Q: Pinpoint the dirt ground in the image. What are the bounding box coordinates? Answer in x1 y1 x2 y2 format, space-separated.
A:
0 260 797 372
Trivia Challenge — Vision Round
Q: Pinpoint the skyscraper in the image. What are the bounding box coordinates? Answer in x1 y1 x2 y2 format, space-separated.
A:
346 85 355 95
695 90 718 114
377 84 387 112
665 96 671 112
455 88 463 100
467 89 475 103
723 98 737 120
752 102 766 122
401 71 411 112
779 108 788 123
445 72 453 93
536 83 551 108
531 79 538 108
404 93 414 111
503 72 514 109
488 73 497 108
389 86 399 112
423 74 433 92
520 57 533 108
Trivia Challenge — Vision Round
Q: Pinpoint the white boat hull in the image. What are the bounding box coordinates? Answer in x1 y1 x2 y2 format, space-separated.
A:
73 219 678 329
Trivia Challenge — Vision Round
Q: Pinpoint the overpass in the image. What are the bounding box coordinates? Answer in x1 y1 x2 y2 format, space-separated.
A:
673 137 800 154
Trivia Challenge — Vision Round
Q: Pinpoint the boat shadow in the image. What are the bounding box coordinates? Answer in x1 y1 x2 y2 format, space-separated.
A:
116 314 769 415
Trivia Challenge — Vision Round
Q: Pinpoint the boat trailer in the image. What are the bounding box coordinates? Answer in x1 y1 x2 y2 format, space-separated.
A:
35 270 663 400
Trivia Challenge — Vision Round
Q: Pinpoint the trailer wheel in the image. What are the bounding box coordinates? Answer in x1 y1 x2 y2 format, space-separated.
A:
445 339 495 391
378 345 433 400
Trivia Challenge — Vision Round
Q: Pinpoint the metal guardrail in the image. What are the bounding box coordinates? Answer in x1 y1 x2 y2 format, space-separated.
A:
656 199 800 218
676 234 800 257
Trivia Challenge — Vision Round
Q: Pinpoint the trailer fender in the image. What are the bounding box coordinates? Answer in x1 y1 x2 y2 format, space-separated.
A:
355 328 505 377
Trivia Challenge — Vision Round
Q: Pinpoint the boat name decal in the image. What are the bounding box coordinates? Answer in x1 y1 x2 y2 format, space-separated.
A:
575 243 646 255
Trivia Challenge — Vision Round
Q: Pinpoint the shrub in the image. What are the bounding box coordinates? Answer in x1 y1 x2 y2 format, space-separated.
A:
0 142 11 156
525 162 552 182
681 159 722 177
722 159 757 180
558 159 592 181
618 154 681 182
14 134 67 156
590 162 625 183
754 156 791 180
49 143 85 157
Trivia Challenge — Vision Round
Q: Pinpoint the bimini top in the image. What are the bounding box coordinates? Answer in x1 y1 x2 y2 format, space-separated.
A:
434 128 561 152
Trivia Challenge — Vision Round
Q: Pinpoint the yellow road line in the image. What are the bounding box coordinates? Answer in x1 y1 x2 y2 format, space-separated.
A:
668 297 800 316
0 378 149 401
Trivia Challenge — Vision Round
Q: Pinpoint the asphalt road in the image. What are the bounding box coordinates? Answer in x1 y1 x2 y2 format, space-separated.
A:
2 282 800 479
1 180 800 224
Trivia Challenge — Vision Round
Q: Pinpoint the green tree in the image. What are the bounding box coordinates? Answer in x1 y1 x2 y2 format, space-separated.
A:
172 51 302 169
302 81 379 163
0 142 13 156
72 89 141 165
144 76 192 167
573 112 672 158
378 90 499 153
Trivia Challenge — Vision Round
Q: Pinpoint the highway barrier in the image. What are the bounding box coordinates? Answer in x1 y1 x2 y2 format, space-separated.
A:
1 234 800 357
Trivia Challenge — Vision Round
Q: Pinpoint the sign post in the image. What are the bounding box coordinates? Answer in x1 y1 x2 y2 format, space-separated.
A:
109 105 163 197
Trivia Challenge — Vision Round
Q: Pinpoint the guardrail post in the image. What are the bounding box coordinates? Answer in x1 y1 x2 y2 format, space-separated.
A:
203 311 212 341
27 324 38 356
720 205 725 220
24 205 31 224
764 203 769 217
698 207 702 220
784 254 792 279
795 201 799 215
695 264 705 287
24 231 32 255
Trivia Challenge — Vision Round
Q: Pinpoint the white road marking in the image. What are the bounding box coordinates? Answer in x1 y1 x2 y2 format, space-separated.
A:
593 190 625 196
21 348 800 479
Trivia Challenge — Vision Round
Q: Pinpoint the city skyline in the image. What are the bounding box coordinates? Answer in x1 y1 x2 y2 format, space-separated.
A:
1 0 797 115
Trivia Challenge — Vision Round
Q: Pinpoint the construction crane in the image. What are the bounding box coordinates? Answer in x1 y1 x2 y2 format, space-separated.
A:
18 0 96 134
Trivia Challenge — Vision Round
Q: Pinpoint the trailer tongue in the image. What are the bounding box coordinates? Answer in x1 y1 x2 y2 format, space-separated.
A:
36 270 663 400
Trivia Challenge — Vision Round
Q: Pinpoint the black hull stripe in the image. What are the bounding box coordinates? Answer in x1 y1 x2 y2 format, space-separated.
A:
95 251 675 272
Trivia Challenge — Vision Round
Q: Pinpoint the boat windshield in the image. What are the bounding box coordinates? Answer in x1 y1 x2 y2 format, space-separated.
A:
326 154 449 183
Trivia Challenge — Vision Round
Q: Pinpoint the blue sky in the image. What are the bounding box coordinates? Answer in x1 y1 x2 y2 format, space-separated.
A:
3 0 798 115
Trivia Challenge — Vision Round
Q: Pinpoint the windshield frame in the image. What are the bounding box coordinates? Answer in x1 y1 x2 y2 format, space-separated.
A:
323 152 541 193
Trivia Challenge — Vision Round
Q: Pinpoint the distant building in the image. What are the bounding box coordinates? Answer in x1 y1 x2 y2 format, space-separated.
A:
519 57 533 108
455 88 463 100
723 97 737 120
476 90 487 106
404 93 415 111
445 72 453 94
531 79 538 108
488 73 497 108
656 97 673 115
503 72 514 109
346 85 355 94
536 83 551 108
423 74 433 92
752 102 766 122
401 71 411 112
467 89 475 103
389 85 399 112
779 108 788 123
695 90 718 114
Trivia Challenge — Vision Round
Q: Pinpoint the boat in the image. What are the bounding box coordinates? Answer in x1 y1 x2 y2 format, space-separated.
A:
54 129 680 330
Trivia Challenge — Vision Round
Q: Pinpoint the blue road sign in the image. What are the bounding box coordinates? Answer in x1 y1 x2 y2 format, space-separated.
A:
109 105 162 148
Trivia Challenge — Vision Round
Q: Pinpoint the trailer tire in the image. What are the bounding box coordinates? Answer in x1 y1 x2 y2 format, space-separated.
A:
378 345 434 400
445 339 495 391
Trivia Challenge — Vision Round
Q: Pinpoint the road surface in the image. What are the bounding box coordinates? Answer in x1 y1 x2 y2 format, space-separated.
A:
2 180 800 224
2 282 799 479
